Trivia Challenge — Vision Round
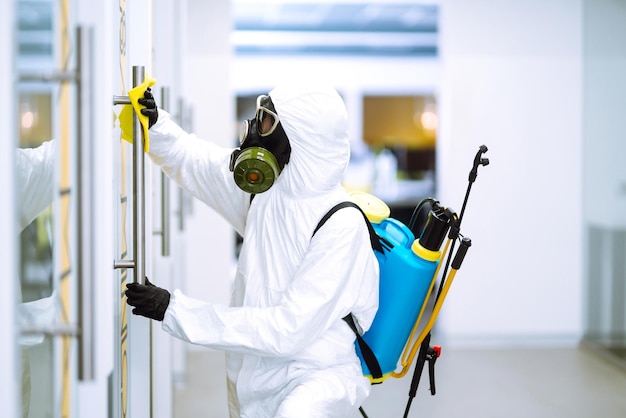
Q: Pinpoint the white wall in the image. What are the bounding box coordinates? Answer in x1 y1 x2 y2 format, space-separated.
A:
184 0 235 314
151 1 184 415
437 0 583 346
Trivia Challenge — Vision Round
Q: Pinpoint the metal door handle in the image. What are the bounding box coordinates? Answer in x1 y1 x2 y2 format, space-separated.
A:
174 97 194 232
113 66 147 287
113 96 132 105
21 324 80 337
153 86 171 256
75 25 96 381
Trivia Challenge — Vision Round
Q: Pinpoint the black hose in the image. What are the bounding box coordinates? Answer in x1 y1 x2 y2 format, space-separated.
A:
407 197 437 234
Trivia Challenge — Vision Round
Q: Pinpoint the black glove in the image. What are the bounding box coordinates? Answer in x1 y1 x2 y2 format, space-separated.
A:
138 88 158 128
125 277 170 321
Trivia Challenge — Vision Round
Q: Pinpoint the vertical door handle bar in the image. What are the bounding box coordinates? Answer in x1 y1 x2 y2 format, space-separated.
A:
132 66 147 285
158 87 170 256
113 66 147 287
178 188 185 232
75 26 96 381
176 97 186 232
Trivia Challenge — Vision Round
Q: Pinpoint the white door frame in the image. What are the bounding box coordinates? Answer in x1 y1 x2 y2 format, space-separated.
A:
0 0 19 416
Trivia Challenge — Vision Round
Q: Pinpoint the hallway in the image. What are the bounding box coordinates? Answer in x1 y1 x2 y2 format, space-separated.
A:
175 346 626 418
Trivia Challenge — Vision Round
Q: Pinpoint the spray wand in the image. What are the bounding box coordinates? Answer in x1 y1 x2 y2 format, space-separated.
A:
402 145 489 418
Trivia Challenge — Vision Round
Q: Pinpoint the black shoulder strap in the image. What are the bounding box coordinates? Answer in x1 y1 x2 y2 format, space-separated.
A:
312 201 384 381
312 201 383 253
343 313 383 381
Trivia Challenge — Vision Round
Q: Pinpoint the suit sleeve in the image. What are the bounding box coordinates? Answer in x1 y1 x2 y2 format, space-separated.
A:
161 207 379 357
147 109 249 234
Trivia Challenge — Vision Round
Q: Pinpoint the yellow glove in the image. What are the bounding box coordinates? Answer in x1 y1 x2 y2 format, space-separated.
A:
118 76 157 152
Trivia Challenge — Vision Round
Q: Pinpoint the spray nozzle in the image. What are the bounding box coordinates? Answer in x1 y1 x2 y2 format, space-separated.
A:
469 145 489 183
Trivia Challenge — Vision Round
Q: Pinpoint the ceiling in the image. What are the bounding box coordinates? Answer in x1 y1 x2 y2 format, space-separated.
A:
16 1 439 58
232 1 439 56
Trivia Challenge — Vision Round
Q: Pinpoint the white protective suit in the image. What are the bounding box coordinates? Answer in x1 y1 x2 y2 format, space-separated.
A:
147 83 379 418
17 140 59 346
16 140 58 418
17 140 55 232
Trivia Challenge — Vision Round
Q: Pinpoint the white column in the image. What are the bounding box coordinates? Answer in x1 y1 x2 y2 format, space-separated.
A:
437 0 584 346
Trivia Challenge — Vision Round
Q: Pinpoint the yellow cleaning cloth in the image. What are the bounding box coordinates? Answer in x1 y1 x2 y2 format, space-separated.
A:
118 76 157 152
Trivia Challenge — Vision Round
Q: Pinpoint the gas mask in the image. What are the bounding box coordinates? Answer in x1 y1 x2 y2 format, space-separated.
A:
229 94 291 194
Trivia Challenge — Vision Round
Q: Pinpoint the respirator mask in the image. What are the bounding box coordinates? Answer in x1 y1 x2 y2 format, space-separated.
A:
229 94 291 194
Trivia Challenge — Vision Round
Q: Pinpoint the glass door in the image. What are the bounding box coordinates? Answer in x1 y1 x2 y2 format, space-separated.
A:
582 0 626 369
111 2 154 416
16 0 80 416
13 0 165 416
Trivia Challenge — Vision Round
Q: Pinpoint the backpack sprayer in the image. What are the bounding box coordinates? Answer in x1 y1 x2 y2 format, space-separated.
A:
348 145 489 418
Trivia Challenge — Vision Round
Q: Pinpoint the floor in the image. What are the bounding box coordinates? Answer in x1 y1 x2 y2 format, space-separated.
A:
174 345 626 418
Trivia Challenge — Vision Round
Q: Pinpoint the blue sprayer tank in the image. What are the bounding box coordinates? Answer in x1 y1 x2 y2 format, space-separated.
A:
349 192 445 381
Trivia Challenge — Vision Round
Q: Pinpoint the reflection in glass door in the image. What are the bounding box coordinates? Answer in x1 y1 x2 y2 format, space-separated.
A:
16 0 78 416
17 1 59 416
17 103 56 417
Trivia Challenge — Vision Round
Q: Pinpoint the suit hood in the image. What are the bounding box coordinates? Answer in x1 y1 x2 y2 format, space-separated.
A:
269 83 350 198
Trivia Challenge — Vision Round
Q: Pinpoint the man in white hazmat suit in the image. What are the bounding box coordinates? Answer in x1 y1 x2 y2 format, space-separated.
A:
125 83 379 417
